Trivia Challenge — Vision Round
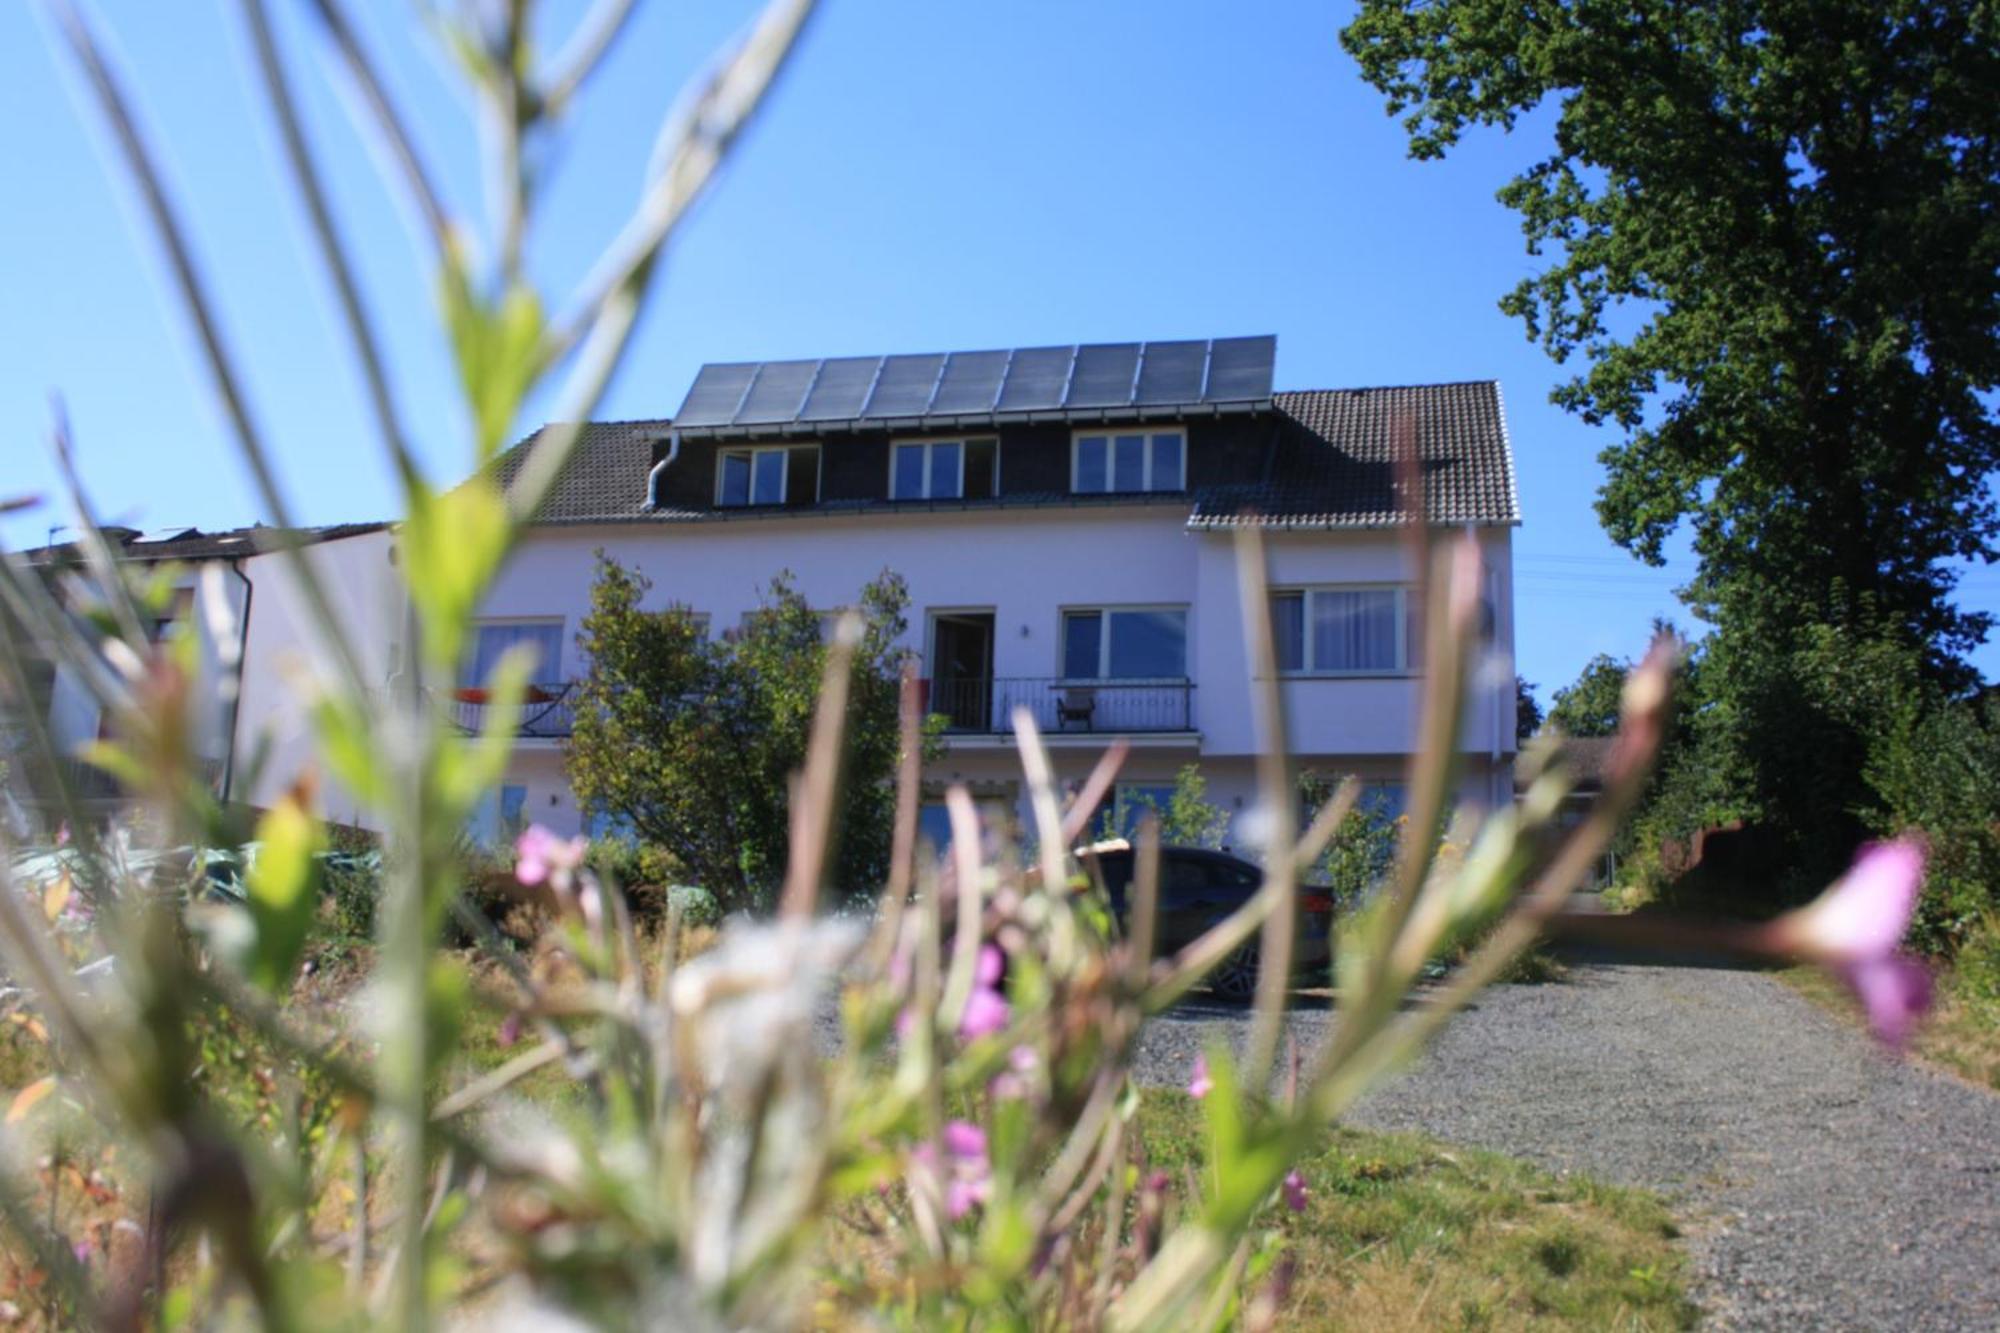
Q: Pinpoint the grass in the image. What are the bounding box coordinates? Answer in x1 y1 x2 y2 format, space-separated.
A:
821 1091 1695 1331
1139 1094 1694 1331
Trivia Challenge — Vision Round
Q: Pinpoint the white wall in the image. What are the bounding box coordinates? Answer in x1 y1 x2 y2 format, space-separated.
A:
232 531 404 829
470 511 1517 838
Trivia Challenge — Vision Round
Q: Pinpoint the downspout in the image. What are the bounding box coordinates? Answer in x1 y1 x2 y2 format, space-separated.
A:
644 431 683 510
219 557 253 805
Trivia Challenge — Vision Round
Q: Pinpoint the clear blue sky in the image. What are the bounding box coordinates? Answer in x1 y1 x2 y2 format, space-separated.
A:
4 0 1995 699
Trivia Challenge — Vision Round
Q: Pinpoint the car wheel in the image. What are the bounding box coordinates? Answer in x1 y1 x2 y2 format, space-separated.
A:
1209 944 1259 1002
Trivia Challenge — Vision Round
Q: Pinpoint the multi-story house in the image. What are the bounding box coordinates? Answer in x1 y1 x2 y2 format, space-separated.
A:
5 336 1521 851
469 335 1521 847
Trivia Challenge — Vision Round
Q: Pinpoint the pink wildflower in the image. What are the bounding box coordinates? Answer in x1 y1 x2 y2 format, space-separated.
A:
1762 838 1933 1049
1187 1052 1213 1100
514 824 586 890
1281 1169 1309 1214
913 1119 993 1220
958 982 1010 1041
497 1011 524 1049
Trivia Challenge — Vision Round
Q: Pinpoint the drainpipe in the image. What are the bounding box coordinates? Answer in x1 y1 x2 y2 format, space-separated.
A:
643 432 682 510
219 557 253 805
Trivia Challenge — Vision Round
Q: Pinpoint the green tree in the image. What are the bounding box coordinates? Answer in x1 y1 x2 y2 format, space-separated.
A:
1343 1 2000 670
1514 675 1545 745
1124 764 1233 849
1546 655 1628 738
565 556 920 910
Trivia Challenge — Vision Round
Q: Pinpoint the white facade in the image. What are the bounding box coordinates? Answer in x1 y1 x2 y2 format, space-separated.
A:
468 507 1517 846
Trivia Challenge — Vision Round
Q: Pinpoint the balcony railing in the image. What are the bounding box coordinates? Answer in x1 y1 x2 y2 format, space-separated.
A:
448 682 576 739
924 677 1194 736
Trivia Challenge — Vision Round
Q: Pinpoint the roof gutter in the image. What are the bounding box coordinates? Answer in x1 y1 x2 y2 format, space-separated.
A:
643 431 682 511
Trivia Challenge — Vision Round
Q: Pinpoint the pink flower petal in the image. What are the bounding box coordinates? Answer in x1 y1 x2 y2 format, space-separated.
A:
497 1012 524 1049
945 1176 990 1220
942 1120 988 1162
1188 1053 1213 1101
975 944 1005 987
1838 953 1933 1051
958 986 1010 1040
1777 838 1925 962
1281 1168 1309 1214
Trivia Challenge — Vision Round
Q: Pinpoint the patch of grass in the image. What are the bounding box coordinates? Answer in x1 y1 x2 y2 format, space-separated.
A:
1137 1095 1695 1331
823 1094 1695 1330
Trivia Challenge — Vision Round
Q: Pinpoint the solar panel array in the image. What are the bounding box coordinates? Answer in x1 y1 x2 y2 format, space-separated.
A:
671 336 1276 433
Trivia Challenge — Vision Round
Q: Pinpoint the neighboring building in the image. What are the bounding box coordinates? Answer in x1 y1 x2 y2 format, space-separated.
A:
3 522 397 830
472 335 1521 847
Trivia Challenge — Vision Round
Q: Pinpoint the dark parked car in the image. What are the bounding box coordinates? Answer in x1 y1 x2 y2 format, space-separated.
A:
1080 843 1337 1000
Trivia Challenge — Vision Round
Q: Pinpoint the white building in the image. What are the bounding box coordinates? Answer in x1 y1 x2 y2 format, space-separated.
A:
471 336 1521 846
6 336 1521 852
6 522 400 832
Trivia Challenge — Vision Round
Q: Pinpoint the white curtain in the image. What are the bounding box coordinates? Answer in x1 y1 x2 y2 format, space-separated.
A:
465 622 565 685
1311 591 1398 671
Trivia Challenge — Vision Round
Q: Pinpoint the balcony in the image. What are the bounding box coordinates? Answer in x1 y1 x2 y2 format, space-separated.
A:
448 682 576 739
924 677 1195 736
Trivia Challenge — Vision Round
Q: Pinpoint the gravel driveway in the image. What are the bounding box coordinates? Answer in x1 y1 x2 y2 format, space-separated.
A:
1134 950 2000 1331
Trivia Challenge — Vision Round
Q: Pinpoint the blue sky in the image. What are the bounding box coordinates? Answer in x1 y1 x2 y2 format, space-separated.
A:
4 0 1995 698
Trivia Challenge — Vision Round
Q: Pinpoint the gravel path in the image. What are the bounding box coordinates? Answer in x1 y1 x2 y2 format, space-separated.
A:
1134 951 2000 1331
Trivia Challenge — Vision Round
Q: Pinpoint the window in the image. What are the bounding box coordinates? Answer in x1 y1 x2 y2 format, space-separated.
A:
1061 608 1187 679
892 437 997 500
1270 587 1414 674
717 445 819 507
465 620 565 685
1071 430 1185 494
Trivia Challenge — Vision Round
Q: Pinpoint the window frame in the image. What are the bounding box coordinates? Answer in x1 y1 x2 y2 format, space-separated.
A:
1270 584 1416 677
1068 427 1187 495
463 617 567 686
888 435 1000 501
1058 604 1190 681
716 445 817 507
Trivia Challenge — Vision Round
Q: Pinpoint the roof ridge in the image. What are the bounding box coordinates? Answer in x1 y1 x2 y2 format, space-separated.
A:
1276 380 1499 396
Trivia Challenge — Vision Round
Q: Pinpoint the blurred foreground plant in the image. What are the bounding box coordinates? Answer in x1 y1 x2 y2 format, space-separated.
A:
0 2 1930 1329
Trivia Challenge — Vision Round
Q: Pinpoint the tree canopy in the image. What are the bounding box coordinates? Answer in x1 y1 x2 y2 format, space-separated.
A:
1343 0 2000 670
1546 655 1628 738
565 557 919 909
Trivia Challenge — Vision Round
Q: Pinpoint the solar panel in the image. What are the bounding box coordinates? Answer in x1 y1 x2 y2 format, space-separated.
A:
995 346 1075 411
927 350 1012 414
1134 340 1209 405
1203 335 1278 402
797 356 880 420
732 359 820 424
675 363 760 427
861 354 947 418
1064 343 1143 408
670 337 1275 430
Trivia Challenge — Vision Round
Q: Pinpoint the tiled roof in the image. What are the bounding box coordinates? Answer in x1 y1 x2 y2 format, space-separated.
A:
487 419 674 523
1186 383 1519 530
489 384 1519 528
23 521 388 567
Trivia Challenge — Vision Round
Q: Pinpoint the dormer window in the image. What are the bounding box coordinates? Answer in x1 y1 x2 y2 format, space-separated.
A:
717 445 819 508
1072 429 1185 494
891 437 998 501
